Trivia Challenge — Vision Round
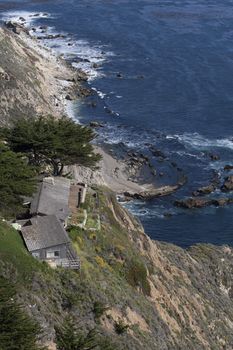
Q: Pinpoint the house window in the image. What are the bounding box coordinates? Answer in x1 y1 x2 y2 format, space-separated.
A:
46 250 60 258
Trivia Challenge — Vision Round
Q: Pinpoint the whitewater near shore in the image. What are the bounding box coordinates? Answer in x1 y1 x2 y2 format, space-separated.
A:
2 17 176 198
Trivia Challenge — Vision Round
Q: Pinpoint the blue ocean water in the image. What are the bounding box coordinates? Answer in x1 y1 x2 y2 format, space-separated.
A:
1 0 233 247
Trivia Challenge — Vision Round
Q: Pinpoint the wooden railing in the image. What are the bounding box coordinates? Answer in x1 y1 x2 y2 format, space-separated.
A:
55 258 80 270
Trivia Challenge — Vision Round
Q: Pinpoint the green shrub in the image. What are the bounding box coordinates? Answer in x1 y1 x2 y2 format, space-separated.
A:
114 319 129 335
93 301 109 321
125 259 151 296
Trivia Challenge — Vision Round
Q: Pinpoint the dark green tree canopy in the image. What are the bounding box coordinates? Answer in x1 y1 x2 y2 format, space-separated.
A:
0 276 46 350
0 144 36 217
1 116 101 176
55 317 119 350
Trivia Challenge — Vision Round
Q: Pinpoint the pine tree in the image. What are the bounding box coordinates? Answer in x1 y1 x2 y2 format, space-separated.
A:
55 317 119 350
55 317 98 350
0 276 45 350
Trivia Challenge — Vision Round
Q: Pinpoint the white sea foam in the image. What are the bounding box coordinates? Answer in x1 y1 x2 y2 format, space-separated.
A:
123 201 173 219
167 132 233 151
1 10 52 26
1 10 114 83
172 150 203 160
91 87 106 99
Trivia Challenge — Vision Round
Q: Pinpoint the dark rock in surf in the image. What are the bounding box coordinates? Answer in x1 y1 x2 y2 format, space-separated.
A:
221 175 233 192
192 184 216 197
163 212 173 218
212 198 233 206
209 153 220 161
39 25 48 30
89 121 104 128
175 196 233 209
174 198 212 209
224 165 233 171
104 107 114 114
149 147 166 159
87 101 97 108
37 34 66 40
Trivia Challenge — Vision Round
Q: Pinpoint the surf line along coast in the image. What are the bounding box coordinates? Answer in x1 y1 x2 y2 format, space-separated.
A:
2 13 187 202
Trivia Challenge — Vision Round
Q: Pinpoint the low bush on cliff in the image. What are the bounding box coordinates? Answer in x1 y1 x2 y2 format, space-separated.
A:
125 259 151 296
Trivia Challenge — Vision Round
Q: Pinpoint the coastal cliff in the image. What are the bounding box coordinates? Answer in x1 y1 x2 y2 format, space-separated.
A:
0 27 86 124
1 27 233 350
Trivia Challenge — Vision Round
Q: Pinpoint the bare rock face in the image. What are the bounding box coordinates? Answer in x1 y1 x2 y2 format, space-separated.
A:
0 67 10 81
0 28 84 124
5 21 29 35
221 175 233 192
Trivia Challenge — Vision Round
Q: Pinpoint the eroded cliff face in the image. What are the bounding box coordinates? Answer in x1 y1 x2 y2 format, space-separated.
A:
96 191 233 350
0 27 79 124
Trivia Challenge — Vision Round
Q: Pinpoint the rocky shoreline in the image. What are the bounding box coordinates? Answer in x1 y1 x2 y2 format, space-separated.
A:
2 19 92 122
3 15 233 210
3 16 189 201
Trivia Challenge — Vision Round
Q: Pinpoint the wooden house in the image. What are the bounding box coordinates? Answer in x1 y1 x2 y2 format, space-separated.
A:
30 177 71 227
21 215 80 269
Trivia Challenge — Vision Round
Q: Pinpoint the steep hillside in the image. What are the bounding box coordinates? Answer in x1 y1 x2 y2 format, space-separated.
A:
1 187 233 350
0 27 82 124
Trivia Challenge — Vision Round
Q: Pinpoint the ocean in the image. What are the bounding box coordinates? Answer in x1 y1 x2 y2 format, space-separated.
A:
1 0 233 247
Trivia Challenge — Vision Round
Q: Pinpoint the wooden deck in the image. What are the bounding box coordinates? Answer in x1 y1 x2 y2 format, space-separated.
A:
68 184 80 215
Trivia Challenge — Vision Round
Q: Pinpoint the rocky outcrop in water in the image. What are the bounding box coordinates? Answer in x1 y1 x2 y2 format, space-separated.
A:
224 164 233 171
221 175 233 192
175 197 233 209
192 184 216 196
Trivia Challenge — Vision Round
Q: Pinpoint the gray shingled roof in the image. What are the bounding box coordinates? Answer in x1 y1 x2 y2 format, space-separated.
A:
30 177 71 221
21 215 70 252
